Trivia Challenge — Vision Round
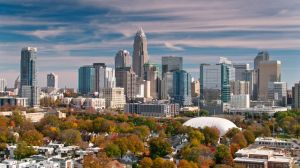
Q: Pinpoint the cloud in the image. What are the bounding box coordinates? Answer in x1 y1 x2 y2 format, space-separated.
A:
163 42 184 51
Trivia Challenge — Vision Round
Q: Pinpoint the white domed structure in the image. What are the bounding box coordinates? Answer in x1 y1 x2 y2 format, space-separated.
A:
183 117 238 136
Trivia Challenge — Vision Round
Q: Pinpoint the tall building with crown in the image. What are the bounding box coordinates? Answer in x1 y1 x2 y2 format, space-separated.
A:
132 28 149 79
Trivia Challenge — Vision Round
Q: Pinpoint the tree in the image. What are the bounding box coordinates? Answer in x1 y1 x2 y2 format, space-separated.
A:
60 129 82 145
114 138 129 157
188 130 205 143
21 130 44 146
127 135 145 154
178 160 198 168
133 125 150 141
214 144 233 166
83 155 102 168
149 138 172 159
152 158 175 168
105 143 121 158
231 132 247 148
10 111 25 127
230 143 240 157
14 141 36 160
202 127 220 146
243 130 255 144
139 157 153 168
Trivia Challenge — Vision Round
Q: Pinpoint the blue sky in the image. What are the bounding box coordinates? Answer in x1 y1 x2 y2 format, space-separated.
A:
0 0 300 88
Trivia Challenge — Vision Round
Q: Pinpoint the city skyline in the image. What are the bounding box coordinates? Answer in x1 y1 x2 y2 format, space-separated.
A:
0 0 300 88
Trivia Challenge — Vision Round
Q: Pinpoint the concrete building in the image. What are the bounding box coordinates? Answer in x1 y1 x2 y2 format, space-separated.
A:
115 49 131 69
258 60 281 101
230 94 250 108
0 97 28 107
268 82 287 106
231 81 250 95
228 106 287 116
101 87 126 109
47 73 58 89
132 28 148 79
78 65 95 95
125 102 179 117
161 56 182 78
191 80 200 98
144 63 160 99
20 47 40 107
293 82 300 109
0 78 7 92
115 67 136 101
172 70 192 106
253 51 270 100
83 98 105 111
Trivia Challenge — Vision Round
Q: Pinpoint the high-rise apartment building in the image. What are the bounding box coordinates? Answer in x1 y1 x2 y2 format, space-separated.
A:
20 47 40 107
257 60 281 100
132 28 149 79
115 50 131 69
161 56 183 78
47 73 58 89
0 79 7 92
172 70 192 106
231 81 250 95
78 65 95 95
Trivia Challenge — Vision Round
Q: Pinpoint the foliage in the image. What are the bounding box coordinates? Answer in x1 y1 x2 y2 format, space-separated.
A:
14 141 37 160
214 144 233 166
149 137 172 159
60 129 82 145
21 130 44 146
202 126 220 146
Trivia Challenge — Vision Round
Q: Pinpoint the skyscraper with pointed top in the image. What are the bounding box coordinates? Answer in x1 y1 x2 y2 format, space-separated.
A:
132 28 149 79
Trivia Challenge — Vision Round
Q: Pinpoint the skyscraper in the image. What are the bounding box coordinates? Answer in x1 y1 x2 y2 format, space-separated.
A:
292 82 300 108
253 51 270 99
200 63 230 103
0 79 7 92
172 70 192 106
191 80 200 98
233 64 250 81
93 63 106 93
115 67 136 101
115 50 131 69
268 82 287 106
20 47 39 107
78 65 95 95
47 73 58 89
161 56 183 78
144 63 160 99
258 60 281 100
132 28 148 79
161 72 173 100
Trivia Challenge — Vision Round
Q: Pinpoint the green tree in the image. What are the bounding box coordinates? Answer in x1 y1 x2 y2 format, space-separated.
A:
149 137 172 159
60 129 82 145
243 130 255 144
178 160 198 168
231 132 247 148
214 144 233 166
133 125 150 141
188 130 205 143
105 143 121 158
14 141 36 160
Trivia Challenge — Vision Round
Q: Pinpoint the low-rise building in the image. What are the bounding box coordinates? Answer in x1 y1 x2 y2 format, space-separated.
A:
125 103 179 117
83 98 105 111
228 106 288 116
0 97 28 107
101 87 126 109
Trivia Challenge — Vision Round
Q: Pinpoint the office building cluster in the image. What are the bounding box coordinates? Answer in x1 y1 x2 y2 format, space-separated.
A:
1 28 300 117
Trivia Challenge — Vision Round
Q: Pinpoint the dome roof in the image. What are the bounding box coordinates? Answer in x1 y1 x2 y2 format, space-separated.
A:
183 117 238 136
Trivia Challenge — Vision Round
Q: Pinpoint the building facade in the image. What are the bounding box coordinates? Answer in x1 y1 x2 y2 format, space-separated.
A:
78 65 95 95
191 80 200 98
268 82 287 106
292 82 300 108
125 103 179 117
101 87 126 109
0 78 7 92
172 70 192 106
132 28 148 79
161 56 183 78
233 64 250 81
144 63 160 99
47 73 58 89
115 67 136 101
115 49 131 69
20 47 40 107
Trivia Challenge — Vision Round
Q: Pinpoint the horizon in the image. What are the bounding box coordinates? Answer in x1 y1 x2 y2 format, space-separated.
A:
0 0 300 89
